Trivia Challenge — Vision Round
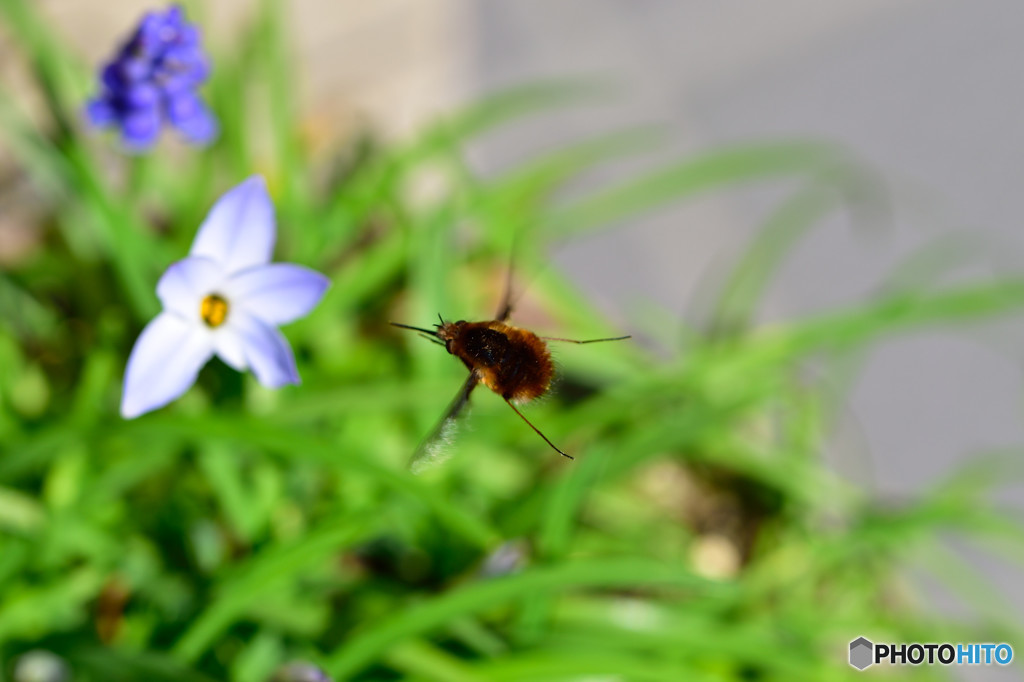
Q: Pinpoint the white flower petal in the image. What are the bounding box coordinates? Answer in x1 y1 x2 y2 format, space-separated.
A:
121 313 213 418
156 256 226 319
212 328 247 371
230 312 300 388
226 264 330 325
190 176 276 274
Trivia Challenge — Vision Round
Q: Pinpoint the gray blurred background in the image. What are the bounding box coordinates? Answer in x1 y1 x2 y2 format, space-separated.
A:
471 0 1024 497
12 1 1024 675
464 5 1024 678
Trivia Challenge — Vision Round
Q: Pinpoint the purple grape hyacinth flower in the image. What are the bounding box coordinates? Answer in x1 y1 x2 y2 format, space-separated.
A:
87 5 217 150
121 176 330 418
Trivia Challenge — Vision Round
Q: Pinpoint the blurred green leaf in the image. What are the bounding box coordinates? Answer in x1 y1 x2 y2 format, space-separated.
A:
545 140 845 237
327 558 732 678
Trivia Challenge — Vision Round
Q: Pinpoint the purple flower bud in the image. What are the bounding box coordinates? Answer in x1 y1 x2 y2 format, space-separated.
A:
478 539 529 577
85 98 116 127
125 83 160 107
269 662 333 682
121 106 162 149
167 93 217 144
86 5 217 151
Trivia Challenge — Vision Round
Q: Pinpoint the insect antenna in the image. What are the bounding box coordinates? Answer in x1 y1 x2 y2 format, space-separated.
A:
541 335 632 344
391 322 439 337
504 400 574 460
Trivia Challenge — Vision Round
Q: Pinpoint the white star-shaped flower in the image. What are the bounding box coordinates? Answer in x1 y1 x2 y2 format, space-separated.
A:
121 176 329 418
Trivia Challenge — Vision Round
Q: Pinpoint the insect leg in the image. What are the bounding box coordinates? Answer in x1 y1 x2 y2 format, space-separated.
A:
504 400 573 460
541 335 632 344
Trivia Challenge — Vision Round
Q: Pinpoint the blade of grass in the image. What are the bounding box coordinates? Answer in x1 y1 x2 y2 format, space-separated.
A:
385 638 492 682
172 512 375 663
544 140 845 238
706 179 844 338
122 415 502 551
325 557 732 678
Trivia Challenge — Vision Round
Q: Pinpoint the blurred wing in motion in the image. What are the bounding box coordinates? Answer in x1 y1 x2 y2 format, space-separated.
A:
494 269 515 322
494 249 518 322
409 372 479 473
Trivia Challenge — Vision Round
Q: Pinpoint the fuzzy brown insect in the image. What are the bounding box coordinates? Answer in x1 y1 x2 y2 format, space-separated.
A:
392 280 629 466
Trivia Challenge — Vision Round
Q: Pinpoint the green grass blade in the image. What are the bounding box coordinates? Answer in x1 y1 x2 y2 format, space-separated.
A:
325 558 732 678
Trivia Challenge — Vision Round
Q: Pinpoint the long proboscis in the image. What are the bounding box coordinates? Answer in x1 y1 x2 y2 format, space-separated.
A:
390 322 439 336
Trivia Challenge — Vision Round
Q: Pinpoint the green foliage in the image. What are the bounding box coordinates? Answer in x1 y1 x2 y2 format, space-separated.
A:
0 2 1021 680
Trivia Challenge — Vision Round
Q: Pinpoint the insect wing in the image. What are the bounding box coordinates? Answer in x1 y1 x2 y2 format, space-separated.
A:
494 274 514 322
494 251 517 322
409 372 479 473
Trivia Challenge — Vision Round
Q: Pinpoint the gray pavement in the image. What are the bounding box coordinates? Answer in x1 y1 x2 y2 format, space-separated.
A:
468 3 1024 676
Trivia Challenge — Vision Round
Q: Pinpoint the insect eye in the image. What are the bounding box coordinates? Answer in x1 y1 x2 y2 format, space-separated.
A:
444 339 453 353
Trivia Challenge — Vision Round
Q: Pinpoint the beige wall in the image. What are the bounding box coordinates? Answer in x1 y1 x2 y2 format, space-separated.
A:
13 0 472 138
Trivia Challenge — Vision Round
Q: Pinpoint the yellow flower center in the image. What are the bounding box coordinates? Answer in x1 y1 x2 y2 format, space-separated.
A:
200 294 229 328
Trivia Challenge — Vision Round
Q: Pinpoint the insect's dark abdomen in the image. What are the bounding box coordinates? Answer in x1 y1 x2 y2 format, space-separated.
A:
496 338 543 399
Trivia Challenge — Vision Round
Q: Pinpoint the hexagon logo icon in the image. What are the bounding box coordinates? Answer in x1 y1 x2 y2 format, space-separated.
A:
849 637 874 670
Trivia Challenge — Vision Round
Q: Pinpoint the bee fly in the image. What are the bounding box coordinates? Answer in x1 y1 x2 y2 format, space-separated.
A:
392 277 629 467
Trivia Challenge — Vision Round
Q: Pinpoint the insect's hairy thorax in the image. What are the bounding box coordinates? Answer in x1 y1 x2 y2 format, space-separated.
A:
461 324 513 367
